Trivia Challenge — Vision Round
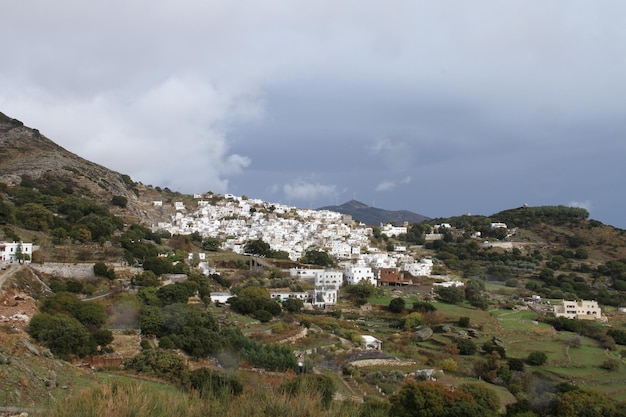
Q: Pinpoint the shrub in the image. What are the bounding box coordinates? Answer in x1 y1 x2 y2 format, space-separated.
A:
124 349 189 384
254 309 273 323
453 337 477 355
458 316 470 327
111 195 128 208
442 358 458 372
601 359 620 372
526 351 548 366
388 297 406 313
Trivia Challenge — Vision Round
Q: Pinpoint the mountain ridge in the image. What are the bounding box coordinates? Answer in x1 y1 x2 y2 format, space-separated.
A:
318 199 430 226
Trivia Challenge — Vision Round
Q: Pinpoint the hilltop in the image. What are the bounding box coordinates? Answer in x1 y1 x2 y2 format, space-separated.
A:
0 111 154 224
318 199 430 226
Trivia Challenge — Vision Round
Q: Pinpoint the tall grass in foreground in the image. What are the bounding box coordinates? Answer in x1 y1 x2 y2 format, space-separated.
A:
43 379 375 417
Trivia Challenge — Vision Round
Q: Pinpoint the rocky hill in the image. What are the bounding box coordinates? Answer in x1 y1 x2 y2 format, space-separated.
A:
318 199 430 226
0 111 148 223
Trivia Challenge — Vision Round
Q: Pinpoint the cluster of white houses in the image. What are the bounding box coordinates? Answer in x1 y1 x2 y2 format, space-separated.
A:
152 195 406 262
211 259 435 308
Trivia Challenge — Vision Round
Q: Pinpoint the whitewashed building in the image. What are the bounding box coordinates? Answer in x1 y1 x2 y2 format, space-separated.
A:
210 292 233 304
313 270 342 306
362 335 382 350
344 264 376 286
380 223 407 237
401 258 433 277
0 241 33 264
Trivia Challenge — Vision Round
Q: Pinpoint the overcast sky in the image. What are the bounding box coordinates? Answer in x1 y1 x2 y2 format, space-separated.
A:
2 1 625 227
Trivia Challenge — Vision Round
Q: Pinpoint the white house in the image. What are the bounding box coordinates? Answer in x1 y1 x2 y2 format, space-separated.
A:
344 264 376 286
362 335 382 350
290 267 323 280
553 300 604 321
210 292 233 304
0 241 33 264
313 270 342 306
401 259 433 277
380 223 407 237
433 280 464 288
270 291 310 302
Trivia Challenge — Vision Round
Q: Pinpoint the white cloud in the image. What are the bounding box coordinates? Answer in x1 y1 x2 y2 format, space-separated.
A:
568 200 593 211
375 176 412 192
282 180 338 202
375 181 396 192
0 74 260 193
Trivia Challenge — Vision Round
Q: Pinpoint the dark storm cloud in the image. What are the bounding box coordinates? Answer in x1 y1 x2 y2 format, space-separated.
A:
0 1 625 226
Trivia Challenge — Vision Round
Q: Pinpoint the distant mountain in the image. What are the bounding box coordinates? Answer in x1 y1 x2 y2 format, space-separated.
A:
318 200 430 226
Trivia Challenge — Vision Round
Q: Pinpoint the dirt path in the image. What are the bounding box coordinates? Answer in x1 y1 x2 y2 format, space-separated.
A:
0 264 22 290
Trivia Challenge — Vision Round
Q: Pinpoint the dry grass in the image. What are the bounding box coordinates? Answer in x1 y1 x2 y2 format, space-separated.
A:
39 378 365 417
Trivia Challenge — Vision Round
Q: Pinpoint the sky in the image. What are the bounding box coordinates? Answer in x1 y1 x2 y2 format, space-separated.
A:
1 1 625 228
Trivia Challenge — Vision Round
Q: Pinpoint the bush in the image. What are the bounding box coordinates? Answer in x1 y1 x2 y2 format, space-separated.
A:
111 195 128 208
282 298 303 313
601 359 620 372
124 349 189 384
526 351 548 366
28 313 95 358
253 309 273 323
458 316 470 327
388 297 406 313
453 337 477 355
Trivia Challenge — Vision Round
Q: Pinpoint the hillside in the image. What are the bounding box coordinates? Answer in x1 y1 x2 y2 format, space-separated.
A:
0 112 148 223
4 111 626 415
318 199 430 226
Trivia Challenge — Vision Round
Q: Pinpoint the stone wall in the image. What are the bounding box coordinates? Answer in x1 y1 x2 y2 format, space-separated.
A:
30 262 96 280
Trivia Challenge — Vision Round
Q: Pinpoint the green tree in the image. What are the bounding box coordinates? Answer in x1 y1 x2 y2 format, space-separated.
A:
400 312 423 330
389 380 478 417
282 298 304 313
0 200 16 224
28 313 95 358
244 239 271 257
93 262 115 279
133 271 160 287
388 297 406 313
16 202 54 231
74 301 107 328
229 286 281 317
143 257 173 276
157 283 192 305
459 383 500 413
437 286 465 304
201 237 221 251
124 349 189 384
140 305 164 335
556 388 615 417
299 249 335 267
